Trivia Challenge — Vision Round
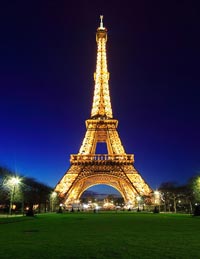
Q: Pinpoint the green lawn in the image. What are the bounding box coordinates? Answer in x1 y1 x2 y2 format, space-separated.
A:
0 212 199 259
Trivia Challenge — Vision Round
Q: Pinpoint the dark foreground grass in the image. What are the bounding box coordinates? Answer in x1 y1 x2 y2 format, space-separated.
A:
0 212 200 259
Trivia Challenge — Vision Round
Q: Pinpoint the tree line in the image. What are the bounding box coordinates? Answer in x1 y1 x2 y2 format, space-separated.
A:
0 166 54 214
158 175 200 213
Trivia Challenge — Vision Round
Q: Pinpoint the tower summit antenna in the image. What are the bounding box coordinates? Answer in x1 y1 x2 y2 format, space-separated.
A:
100 15 104 28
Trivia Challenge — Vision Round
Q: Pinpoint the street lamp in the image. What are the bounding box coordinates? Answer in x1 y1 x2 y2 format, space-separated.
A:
136 196 141 211
50 191 57 212
154 190 160 203
7 176 21 215
154 190 160 212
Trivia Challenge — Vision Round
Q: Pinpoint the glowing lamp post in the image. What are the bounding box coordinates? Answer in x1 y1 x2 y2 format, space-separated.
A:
136 196 141 211
8 176 21 215
50 191 57 212
154 190 160 213
154 190 160 205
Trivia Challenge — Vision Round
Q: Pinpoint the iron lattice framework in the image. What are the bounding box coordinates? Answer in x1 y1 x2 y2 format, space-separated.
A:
55 16 153 206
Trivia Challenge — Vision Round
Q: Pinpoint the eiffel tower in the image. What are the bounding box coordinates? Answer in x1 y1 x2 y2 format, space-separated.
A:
55 16 153 206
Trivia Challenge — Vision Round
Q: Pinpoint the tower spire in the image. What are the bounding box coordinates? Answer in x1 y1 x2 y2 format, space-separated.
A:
100 15 104 28
91 15 113 119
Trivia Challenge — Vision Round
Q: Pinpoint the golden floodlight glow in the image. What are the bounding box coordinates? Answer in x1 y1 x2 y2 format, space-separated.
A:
55 16 153 206
91 24 112 119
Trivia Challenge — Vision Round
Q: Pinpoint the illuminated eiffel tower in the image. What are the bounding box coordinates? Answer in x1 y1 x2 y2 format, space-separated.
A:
55 16 152 206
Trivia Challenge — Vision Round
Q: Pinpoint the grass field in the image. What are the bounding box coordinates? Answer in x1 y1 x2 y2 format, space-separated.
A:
0 212 199 259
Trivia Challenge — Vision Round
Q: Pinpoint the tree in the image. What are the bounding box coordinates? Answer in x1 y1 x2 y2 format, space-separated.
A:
0 166 53 214
159 180 197 213
0 167 23 214
0 167 13 203
22 177 53 213
191 175 200 202
159 182 176 212
0 167 13 211
4 176 23 214
159 182 187 213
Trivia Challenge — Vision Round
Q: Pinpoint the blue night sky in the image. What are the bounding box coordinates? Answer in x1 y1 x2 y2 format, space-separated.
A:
0 1 199 194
